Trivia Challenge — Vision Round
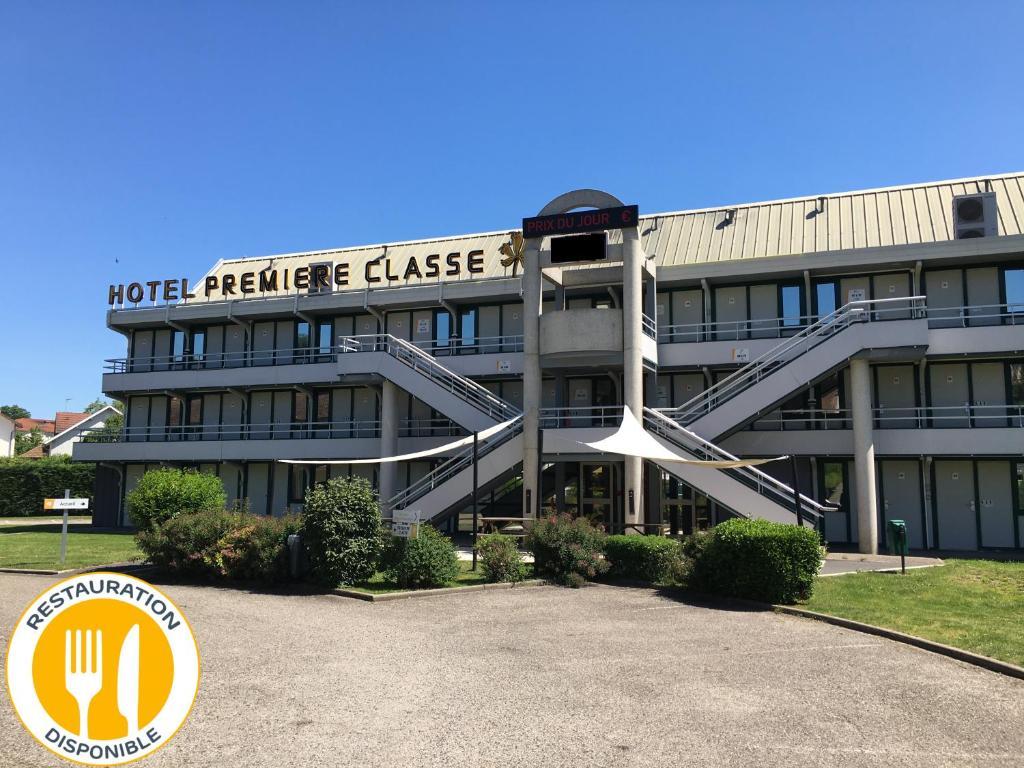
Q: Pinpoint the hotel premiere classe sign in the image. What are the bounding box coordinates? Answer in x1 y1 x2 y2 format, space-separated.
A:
107 249 490 306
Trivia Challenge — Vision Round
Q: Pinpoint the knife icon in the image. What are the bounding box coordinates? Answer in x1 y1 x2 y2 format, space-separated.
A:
117 624 140 736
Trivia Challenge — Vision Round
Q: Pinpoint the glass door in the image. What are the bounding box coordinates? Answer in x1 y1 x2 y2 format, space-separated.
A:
581 463 613 530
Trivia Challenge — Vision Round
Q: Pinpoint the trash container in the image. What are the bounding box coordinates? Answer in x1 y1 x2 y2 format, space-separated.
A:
886 519 909 557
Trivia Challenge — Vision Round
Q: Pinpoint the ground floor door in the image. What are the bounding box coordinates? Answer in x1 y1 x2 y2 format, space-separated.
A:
879 460 925 549
933 460 977 550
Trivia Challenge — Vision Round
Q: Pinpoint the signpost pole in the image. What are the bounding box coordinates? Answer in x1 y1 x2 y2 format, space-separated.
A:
59 488 70 568
472 432 479 570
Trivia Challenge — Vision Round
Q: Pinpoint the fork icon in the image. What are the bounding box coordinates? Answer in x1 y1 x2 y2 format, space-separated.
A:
65 629 103 738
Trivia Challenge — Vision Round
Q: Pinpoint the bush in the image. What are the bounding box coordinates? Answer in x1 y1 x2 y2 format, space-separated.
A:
301 476 384 587
526 514 608 587
604 535 684 583
0 456 95 516
386 525 461 589
126 468 226 531
476 534 528 583
136 509 300 583
684 518 823 604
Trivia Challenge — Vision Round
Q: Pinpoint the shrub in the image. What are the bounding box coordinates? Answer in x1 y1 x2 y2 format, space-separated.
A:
604 534 684 583
526 514 608 587
684 518 823 604
301 476 384 586
476 534 528 583
386 525 461 589
136 509 300 583
126 468 226 531
0 456 95 517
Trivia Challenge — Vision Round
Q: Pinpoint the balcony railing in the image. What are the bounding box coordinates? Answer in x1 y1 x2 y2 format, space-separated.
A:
748 404 1024 431
80 420 381 443
656 302 1024 343
641 314 657 339
105 335 525 374
539 406 624 429
398 418 466 438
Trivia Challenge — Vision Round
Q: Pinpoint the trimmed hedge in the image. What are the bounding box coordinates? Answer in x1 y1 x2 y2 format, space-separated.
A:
136 509 301 583
386 524 460 589
604 535 684 583
526 514 608 588
684 518 823 604
126 468 226 531
0 457 95 516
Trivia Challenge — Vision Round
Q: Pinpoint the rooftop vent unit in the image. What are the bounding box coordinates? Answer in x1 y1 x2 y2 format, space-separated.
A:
952 192 998 239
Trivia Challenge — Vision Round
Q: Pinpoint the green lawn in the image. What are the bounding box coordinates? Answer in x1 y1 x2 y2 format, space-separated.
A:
347 560 533 594
0 524 143 571
804 560 1024 666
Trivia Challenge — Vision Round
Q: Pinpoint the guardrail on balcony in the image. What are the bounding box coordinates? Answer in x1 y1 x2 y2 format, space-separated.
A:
664 297 927 426
538 406 624 429
398 418 466 438
79 420 381 443
641 314 657 339
656 301 1023 343
748 404 1024 431
339 334 522 422
104 335 525 374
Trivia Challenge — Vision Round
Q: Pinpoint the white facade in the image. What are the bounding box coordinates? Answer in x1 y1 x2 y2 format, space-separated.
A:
77 173 1024 552
0 413 14 458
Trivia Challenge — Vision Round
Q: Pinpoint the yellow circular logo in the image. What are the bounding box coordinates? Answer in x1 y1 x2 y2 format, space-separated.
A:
6 572 200 766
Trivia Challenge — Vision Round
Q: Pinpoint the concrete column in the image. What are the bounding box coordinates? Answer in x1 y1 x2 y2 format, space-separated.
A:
622 228 644 531
522 240 543 520
378 380 399 512
850 358 878 554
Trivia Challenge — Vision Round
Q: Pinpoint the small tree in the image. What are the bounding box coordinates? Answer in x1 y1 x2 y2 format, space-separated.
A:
126 468 226 531
301 476 384 587
84 398 110 414
15 429 44 456
1 405 30 421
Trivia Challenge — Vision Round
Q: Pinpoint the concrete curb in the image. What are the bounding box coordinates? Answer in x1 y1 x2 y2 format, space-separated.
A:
773 605 1024 681
0 561 149 577
332 578 548 602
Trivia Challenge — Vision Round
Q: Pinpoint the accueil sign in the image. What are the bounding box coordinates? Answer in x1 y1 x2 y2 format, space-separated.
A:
107 249 488 306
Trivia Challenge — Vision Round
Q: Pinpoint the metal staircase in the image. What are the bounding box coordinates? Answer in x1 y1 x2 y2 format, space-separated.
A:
644 408 835 527
387 415 524 520
663 297 928 439
337 334 522 431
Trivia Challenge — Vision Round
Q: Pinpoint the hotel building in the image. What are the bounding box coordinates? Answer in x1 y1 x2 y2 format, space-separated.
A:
78 173 1024 553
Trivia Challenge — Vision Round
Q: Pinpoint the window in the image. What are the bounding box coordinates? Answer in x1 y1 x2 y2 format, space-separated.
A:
190 330 206 368
288 465 309 503
459 308 477 353
1010 363 1023 405
434 310 453 355
294 321 312 364
186 396 203 440
815 281 838 319
317 321 333 359
1005 268 1024 315
171 330 186 368
780 284 803 329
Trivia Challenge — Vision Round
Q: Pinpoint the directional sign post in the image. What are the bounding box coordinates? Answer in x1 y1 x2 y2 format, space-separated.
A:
43 490 89 568
392 509 420 539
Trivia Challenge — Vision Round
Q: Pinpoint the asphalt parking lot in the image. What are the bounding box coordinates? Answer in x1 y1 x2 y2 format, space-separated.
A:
2 572 1022 768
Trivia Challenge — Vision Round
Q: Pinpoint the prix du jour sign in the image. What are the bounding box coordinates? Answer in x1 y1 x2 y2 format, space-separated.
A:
522 205 639 239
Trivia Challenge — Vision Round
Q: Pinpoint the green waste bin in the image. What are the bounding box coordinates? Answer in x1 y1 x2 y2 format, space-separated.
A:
886 519 909 557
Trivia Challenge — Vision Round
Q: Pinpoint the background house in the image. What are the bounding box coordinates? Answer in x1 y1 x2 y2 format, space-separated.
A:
0 413 15 457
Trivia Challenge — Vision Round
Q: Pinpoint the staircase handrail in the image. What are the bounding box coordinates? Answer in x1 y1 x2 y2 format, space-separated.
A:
338 333 522 422
387 414 524 513
644 408 837 520
666 296 926 425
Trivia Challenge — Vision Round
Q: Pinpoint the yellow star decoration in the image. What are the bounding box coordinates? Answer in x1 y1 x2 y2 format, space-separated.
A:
499 231 525 275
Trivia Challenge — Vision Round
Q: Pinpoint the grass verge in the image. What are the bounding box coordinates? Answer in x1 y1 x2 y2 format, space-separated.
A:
803 559 1024 666
347 560 534 594
0 523 143 571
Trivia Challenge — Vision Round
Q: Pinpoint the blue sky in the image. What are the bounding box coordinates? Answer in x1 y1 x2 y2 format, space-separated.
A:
1 1 1022 416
